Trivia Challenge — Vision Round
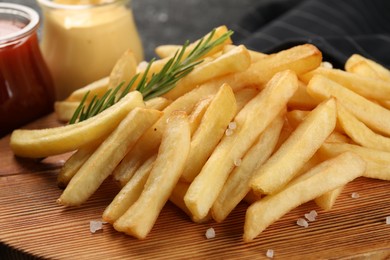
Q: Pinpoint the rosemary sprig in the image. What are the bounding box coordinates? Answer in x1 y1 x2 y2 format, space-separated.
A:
69 29 233 124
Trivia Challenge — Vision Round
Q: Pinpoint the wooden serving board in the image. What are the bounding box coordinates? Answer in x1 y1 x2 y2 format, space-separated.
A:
1 114 389 259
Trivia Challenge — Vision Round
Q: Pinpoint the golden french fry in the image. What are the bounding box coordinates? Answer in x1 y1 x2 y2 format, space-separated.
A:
199 44 322 93
212 114 284 222
315 186 344 211
107 49 138 93
307 74 390 136
251 98 336 195
54 101 80 122
163 45 251 100
66 77 109 102
337 102 390 152
234 88 259 111
318 142 390 181
57 143 99 188
286 109 344 134
103 154 157 223
57 108 162 206
301 67 390 100
181 84 237 182
287 81 318 110
145 97 172 110
155 44 181 58
187 97 213 135
112 82 220 186
10 91 144 158
244 152 366 242
169 181 211 223
137 26 232 83
345 54 390 82
113 111 191 239
184 70 298 220
222 44 268 62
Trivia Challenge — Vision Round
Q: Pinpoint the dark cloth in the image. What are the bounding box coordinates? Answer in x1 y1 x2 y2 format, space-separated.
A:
232 0 390 69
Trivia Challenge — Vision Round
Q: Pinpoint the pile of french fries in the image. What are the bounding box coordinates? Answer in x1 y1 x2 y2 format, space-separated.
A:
10 25 390 242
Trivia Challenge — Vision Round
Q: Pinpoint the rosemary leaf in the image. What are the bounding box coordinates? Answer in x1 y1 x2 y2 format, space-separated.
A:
69 29 233 124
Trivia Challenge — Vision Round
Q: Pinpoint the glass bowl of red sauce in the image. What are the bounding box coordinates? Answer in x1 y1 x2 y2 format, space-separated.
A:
0 3 55 137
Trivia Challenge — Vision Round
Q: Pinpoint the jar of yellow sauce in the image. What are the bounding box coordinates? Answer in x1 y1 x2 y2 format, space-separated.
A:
37 0 144 100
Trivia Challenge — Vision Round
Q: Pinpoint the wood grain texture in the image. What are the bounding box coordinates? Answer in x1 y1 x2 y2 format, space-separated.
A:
0 114 389 259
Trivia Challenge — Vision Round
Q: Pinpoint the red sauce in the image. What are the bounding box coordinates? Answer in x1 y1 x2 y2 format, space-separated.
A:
0 22 55 137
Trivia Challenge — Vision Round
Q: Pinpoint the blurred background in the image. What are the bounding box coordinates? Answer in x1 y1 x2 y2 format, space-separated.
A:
9 0 259 60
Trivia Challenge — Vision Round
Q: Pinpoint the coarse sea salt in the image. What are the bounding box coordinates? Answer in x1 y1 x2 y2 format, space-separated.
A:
296 218 309 228
266 249 274 258
205 227 216 239
225 128 233 136
351 192 360 199
90 220 105 233
234 158 242 167
228 121 237 130
305 210 318 222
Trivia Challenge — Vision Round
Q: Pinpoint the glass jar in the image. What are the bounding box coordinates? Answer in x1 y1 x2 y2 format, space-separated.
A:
37 0 144 100
0 3 55 137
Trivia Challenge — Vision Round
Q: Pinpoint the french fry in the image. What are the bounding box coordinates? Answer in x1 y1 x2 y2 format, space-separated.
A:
337 102 390 152
54 101 80 122
169 181 211 223
250 98 336 195
181 84 237 182
103 154 157 224
198 44 322 93
212 114 284 222
244 152 366 242
10 91 144 158
112 83 220 186
107 49 138 94
345 54 390 82
163 45 251 100
287 81 318 110
315 186 344 211
145 97 172 110
66 76 109 102
136 26 232 83
57 142 99 188
155 44 182 58
188 97 213 135
307 74 390 136
184 70 298 220
318 142 390 181
113 112 191 239
234 88 258 110
286 109 344 134
57 108 162 206
301 67 390 100
221 44 268 62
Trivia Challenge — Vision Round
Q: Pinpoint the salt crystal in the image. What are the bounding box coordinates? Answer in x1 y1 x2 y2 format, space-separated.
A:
228 121 237 130
266 249 274 258
386 216 390 225
90 220 104 233
305 210 318 222
351 192 360 199
296 218 309 228
225 128 233 136
234 158 242 167
205 227 215 239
